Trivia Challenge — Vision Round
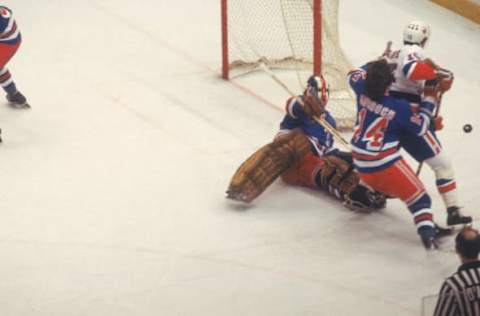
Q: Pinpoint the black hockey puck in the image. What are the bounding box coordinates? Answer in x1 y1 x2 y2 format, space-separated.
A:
463 124 473 133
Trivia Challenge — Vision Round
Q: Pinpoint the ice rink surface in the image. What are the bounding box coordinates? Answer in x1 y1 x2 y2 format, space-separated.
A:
0 0 479 315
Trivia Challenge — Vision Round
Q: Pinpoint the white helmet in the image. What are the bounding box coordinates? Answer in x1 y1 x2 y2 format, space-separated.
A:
403 21 431 46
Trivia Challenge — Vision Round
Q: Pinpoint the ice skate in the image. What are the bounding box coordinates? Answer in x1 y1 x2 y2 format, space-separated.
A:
421 235 438 250
435 223 453 238
447 206 472 226
6 91 30 108
419 226 439 250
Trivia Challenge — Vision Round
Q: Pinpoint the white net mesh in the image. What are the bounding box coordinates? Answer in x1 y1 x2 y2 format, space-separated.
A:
226 0 356 130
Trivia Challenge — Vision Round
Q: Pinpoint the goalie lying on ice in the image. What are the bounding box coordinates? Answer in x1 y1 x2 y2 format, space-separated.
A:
226 75 386 212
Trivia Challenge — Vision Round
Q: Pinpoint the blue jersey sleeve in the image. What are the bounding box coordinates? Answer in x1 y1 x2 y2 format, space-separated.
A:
322 112 337 152
284 96 308 120
394 98 432 136
0 7 11 33
347 66 367 96
0 6 20 44
285 96 337 129
324 111 337 129
280 97 337 156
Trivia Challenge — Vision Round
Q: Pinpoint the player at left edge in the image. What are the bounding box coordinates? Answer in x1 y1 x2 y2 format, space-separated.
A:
0 5 29 108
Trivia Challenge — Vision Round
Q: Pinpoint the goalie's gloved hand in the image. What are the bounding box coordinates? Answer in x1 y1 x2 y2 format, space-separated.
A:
302 88 325 119
302 75 328 119
344 185 386 212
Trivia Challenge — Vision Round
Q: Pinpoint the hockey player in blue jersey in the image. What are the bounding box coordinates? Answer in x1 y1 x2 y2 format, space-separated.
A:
383 21 470 226
348 59 451 249
227 75 386 212
0 6 28 108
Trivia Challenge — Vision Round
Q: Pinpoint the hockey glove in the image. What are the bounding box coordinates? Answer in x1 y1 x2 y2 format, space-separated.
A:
302 90 325 119
423 59 453 92
433 116 444 131
437 69 454 92
424 79 440 97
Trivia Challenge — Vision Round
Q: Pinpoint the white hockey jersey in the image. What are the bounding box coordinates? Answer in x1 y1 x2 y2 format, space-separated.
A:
387 44 427 97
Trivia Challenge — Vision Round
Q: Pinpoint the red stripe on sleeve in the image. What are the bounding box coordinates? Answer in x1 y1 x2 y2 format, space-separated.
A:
408 61 436 80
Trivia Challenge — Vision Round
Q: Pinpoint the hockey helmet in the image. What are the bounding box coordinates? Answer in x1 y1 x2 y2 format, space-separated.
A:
306 75 329 106
403 21 431 47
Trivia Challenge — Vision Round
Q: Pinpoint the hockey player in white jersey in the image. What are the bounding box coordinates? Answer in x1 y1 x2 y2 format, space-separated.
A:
384 21 471 226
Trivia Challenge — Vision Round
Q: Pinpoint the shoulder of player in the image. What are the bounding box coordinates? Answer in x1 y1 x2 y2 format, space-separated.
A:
348 67 367 95
402 44 428 60
0 6 13 27
374 95 411 120
284 96 301 118
442 266 480 290
0 6 12 18
442 272 466 292
402 43 423 53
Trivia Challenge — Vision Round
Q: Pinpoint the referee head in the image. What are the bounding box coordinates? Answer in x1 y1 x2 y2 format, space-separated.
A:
456 227 480 262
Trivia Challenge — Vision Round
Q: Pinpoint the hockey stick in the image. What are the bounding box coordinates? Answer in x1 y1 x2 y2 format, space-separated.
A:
416 91 444 176
382 41 392 58
258 63 351 149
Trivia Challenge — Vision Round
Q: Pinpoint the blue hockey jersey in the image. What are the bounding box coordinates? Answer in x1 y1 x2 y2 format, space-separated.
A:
0 6 20 44
348 67 435 173
279 96 337 157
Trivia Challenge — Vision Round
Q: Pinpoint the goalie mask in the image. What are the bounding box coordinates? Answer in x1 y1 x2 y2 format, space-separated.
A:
306 75 329 107
403 21 431 47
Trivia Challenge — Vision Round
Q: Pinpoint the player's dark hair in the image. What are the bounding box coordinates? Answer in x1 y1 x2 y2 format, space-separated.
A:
364 59 395 102
456 227 480 259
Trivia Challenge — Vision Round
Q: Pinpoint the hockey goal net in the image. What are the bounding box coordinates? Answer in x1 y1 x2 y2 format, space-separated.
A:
221 0 356 131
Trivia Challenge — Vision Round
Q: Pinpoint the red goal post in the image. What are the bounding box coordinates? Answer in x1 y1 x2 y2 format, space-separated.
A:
221 0 356 131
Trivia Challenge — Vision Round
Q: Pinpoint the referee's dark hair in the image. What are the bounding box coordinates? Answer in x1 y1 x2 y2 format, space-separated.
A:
455 227 480 260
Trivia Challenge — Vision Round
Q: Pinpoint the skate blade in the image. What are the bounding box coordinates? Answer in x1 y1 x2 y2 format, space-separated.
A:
8 102 30 109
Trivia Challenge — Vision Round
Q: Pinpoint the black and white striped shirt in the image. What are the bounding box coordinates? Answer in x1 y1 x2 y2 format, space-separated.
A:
434 261 480 316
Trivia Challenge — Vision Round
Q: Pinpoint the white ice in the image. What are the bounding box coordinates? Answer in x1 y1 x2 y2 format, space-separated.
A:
0 0 479 315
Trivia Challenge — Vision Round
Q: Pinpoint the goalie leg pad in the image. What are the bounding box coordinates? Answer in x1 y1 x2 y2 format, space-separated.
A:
226 129 311 203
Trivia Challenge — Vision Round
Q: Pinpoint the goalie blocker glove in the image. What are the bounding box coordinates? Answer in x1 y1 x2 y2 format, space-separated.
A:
343 185 386 212
301 75 329 119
